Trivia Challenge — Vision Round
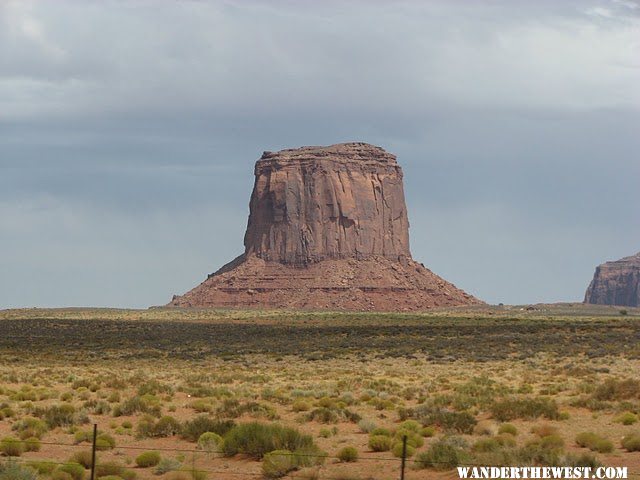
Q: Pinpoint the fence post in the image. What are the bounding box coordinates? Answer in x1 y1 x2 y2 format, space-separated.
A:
400 434 407 480
90 424 98 480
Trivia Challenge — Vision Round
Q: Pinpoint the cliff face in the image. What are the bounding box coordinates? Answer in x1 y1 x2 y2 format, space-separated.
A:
584 252 640 307
244 143 410 265
169 142 482 311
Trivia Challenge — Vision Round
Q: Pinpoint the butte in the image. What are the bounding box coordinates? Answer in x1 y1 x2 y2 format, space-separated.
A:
169 142 482 311
584 252 640 307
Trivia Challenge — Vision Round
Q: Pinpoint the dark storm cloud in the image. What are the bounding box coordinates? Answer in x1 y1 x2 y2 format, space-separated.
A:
1 0 639 307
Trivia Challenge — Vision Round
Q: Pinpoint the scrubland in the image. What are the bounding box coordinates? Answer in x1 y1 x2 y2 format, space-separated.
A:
0 304 639 480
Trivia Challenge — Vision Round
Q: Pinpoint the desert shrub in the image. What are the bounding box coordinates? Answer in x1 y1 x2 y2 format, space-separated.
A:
107 392 121 403
181 416 235 442
0 437 25 457
397 406 411 421
197 432 222 454
0 460 37 480
394 429 424 450
153 416 181 437
564 452 602 469
70 451 94 469
370 427 391 437
357 419 376 433
74 430 93 444
473 421 494 436
337 447 358 463
292 400 311 412
517 434 565 467
539 434 564 450
399 420 420 432
137 380 173 396
261 450 296 478
120 470 137 480
305 408 338 424
0 408 15 421
95 463 122 478
113 396 160 418
220 399 278 420
593 439 613 454
23 438 40 452
189 400 212 413
420 426 436 437
576 432 599 448
498 423 518 435
135 415 155 438
411 404 477 434
222 422 314 459
135 452 161 468
11 417 48 439
51 471 74 480
495 433 517 448
26 461 57 475
473 438 501 453
575 432 613 453
10 390 37 402
593 378 640 401
531 424 558 437
391 442 415 458
154 458 181 475
368 397 396 411
96 433 116 451
490 397 559 421
368 435 393 452
414 437 470 470
58 463 85 480
88 401 111 416
430 411 476 434
292 445 326 468
316 397 335 409
615 412 638 425
71 379 91 390
621 432 640 452
35 404 87 428
454 376 510 409
569 396 611 411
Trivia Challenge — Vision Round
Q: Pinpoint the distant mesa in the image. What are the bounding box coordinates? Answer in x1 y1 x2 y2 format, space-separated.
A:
584 252 640 307
169 142 482 311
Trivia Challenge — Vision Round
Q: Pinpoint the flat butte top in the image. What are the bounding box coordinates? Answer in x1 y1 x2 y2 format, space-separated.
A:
259 142 397 166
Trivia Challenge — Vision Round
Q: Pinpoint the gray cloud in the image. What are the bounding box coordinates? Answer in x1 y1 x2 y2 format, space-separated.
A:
1 0 639 308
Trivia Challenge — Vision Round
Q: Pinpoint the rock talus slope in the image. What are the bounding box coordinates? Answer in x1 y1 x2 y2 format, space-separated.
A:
169 142 481 311
584 252 640 307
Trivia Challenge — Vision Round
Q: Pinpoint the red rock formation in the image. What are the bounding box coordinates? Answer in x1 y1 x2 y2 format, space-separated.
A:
584 252 640 307
169 142 482 311
244 143 410 265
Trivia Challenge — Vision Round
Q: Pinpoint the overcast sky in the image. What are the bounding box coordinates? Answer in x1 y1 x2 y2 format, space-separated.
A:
1 0 639 309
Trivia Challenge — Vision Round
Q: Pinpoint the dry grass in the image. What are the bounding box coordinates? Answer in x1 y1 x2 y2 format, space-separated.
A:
0 304 638 479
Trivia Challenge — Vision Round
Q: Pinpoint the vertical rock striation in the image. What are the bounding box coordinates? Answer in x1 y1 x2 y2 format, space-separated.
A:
168 142 482 311
244 143 410 265
584 252 640 307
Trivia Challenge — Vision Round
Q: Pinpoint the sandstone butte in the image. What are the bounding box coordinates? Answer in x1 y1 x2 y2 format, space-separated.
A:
169 142 482 311
584 252 640 307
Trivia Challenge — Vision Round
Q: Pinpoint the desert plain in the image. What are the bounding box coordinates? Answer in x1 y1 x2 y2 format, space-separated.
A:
0 304 639 479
